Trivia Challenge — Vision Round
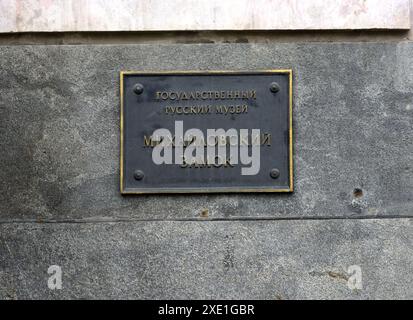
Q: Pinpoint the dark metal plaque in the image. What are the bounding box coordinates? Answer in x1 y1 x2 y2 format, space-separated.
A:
120 71 293 194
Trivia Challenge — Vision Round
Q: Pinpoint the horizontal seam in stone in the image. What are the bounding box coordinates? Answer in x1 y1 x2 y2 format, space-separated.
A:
0 215 411 224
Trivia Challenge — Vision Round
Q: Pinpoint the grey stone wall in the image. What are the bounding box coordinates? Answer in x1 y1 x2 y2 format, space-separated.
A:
0 43 412 299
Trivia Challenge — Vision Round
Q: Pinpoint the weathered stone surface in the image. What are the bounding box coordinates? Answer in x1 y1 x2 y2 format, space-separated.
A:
0 42 412 300
0 219 411 299
0 0 410 33
0 43 412 222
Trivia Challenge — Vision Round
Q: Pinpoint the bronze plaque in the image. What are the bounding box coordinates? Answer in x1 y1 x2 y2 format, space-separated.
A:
120 70 293 194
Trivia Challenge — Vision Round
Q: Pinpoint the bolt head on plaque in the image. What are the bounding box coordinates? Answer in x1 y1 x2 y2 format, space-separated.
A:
269 82 280 93
133 83 144 95
133 170 144 180
270 168 280 179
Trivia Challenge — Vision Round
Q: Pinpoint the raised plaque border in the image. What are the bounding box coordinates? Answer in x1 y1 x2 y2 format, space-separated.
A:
120 70 293 194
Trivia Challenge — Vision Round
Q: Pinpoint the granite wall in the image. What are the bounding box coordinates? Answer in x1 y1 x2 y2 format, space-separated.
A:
0 43 412 299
